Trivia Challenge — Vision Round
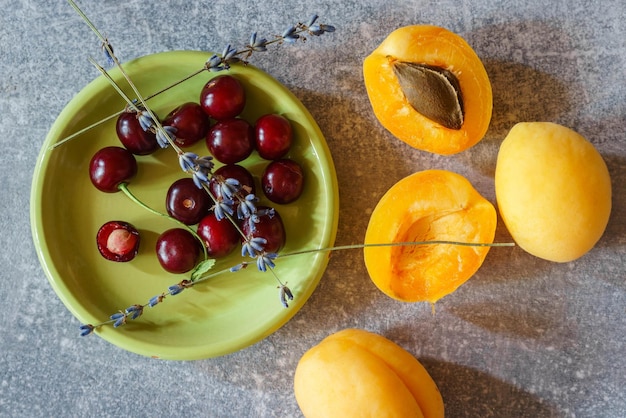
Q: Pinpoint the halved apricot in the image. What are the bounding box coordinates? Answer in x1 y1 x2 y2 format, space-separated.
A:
363 25 492 155
364 170 497 303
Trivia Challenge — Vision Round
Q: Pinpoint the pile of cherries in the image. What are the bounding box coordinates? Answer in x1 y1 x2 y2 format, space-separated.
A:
90 74 305 274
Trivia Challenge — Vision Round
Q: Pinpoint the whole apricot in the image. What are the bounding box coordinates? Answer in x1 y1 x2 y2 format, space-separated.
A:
293 329 444 418
364 170 497 303
495 122 611 262
363 25 492 155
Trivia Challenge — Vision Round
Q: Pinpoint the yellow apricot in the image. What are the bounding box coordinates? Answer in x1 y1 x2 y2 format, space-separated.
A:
293 329 444 418
495 122 612 262
364 170 497 303
363 25 492 155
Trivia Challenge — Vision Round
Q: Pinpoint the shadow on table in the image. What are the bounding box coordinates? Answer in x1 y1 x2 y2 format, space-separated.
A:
420 357 561 418
444 300 573 344
486 60 573 137
597 152 626 244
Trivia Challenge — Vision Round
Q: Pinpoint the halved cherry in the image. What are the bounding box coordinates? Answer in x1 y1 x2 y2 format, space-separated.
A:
96 221 140 262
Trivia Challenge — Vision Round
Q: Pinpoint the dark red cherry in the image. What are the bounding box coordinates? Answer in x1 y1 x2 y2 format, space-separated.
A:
89 146 138 193
262 159 304 204
209 164 256 201
255 114 293 160
206 118 254 164
166 178 212 225
96 220 140 262
200 75 246 120
155 228 200 274
116 112 159 155
196 212 240 258
242 207 286 253
163 102 211 148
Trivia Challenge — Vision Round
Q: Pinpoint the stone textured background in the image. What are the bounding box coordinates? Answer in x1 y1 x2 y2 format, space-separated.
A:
1 0 624 416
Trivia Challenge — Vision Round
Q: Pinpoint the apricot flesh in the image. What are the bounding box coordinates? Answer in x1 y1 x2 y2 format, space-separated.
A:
495 122 612 262
363 25 492 155
364 170 497 303
293 329 444 418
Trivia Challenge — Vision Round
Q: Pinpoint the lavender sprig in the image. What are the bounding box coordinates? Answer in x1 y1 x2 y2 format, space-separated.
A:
53 9 334 149
205 14 335 71
79 262 256 335
78 239 515 335
279 284 294 308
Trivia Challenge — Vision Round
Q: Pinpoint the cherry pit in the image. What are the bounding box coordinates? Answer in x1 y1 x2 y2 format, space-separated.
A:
89 74 305 274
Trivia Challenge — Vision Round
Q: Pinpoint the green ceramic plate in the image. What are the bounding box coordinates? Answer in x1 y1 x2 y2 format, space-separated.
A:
30 51 339 360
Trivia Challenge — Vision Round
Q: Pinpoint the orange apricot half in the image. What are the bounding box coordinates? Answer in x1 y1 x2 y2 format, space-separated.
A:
294 329 444 418
363 25 493 155
364 170 497 303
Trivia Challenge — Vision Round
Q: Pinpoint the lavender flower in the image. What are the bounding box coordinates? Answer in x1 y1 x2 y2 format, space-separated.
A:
178 152 215 189
178 152 198 171
220 178 241 199
156 125 177 148
168 280 193 296
192 167 210 189
248 32 268 51
101 39 115 67
205 54 224 71
110 311 127 328
229 263 248 272
204 45 239 71
304 14 335 36
125 304 144 320
308 23 336 36
306 14 319 27
149 293 166 307
279 284 294 308
242 236 267 258
221 44 238 62
237 193 258 220
79 324 95 337
168 283 185 296
196 156 215 172
137 109 155 132
282 25 300 43
256 252 278 272
213 198 235 221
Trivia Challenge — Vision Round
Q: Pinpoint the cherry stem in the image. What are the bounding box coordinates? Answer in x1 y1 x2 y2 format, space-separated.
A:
117 182 208 260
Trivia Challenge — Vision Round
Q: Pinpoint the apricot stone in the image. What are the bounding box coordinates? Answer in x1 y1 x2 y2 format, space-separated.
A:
495 122 612 262
364 170 497 303
363 25 492 155
293 329 444 418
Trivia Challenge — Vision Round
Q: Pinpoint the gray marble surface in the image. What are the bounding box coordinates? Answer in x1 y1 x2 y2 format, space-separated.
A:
1 0 625 417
